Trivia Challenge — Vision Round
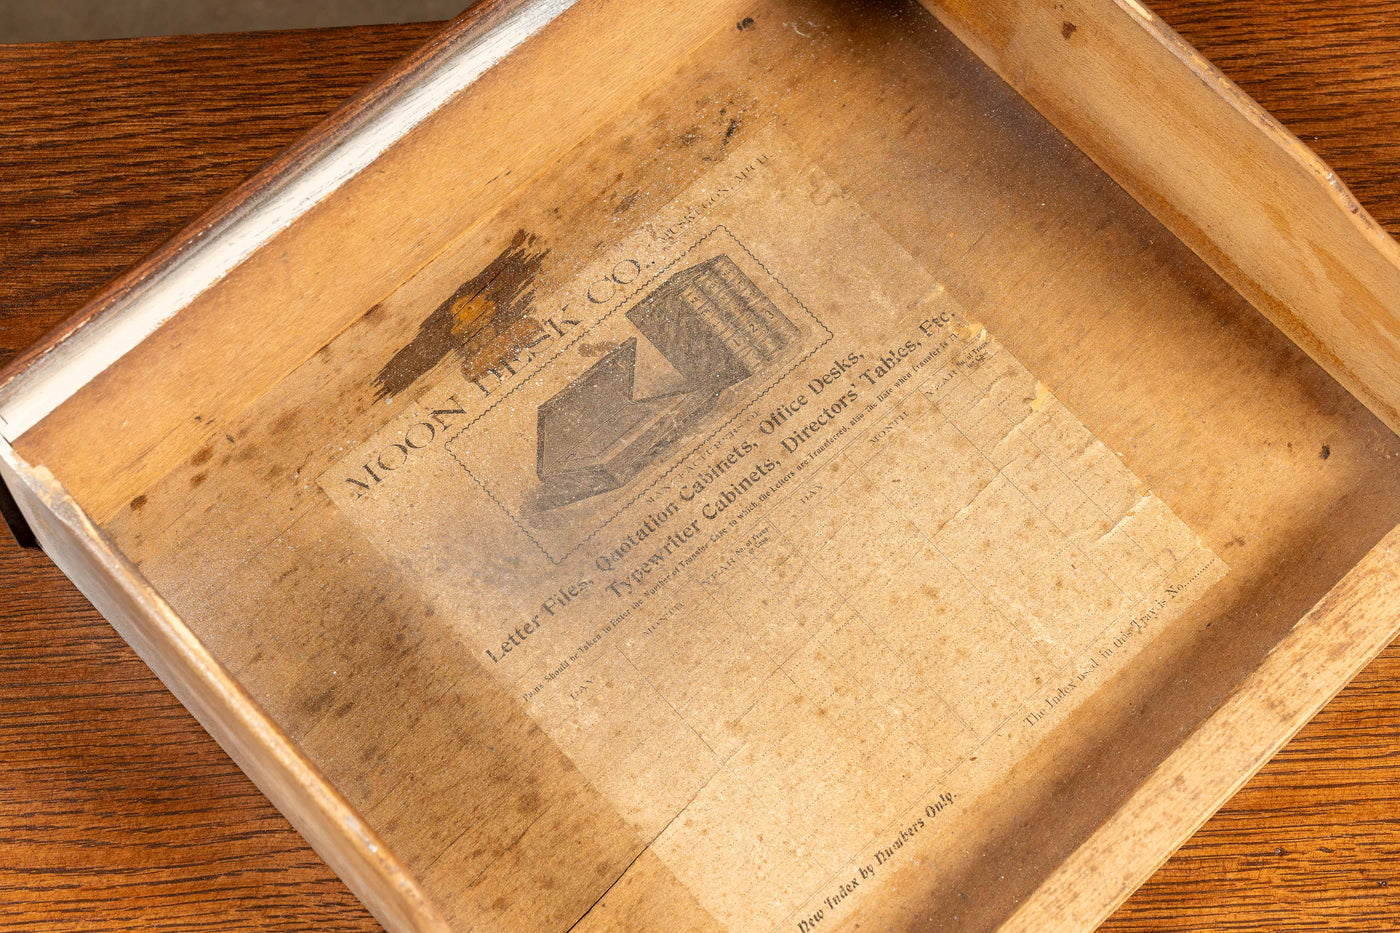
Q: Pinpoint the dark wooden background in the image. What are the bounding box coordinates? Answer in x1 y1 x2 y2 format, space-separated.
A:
1 2 1397 929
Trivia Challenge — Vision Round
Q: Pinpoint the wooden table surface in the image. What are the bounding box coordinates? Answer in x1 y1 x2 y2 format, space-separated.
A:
1 3 1397 930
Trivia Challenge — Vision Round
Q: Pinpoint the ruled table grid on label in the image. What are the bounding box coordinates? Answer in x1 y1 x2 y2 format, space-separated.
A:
622 317 1219 931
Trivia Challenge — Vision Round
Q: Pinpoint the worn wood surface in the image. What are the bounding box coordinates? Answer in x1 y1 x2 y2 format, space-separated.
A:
923 0 1400 445
0 24 437 933
0 3 1396 930
1100 3 1400 929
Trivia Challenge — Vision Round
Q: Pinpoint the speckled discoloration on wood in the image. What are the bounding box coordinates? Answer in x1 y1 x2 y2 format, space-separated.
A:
4 1 1400 931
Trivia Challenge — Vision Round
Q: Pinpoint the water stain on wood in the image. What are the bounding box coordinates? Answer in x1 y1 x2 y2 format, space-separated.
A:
372 229 549 401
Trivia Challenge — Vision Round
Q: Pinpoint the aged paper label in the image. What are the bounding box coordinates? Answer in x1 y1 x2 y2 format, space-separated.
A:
320 133 1225 932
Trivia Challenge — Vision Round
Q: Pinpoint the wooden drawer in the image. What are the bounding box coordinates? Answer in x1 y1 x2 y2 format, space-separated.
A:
2 2 1398 930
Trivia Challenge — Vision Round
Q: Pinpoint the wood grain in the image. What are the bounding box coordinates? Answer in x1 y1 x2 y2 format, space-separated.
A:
0 23 438 370
0 24 436 933
0 4 1397 931
922 0 1400 441
1106 3 1400 929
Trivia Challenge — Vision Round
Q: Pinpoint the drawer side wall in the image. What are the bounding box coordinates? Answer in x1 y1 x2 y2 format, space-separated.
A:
0 441 448 933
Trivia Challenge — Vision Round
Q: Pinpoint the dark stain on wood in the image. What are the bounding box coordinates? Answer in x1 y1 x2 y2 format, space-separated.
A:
3 8 1400 933
371 229 549 401
612 191 638 216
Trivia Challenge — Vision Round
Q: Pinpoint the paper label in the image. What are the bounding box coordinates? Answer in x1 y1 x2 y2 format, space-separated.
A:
320 132 1224 932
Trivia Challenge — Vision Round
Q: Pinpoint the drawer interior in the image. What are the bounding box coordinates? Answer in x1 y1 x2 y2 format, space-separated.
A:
9 1 1400 929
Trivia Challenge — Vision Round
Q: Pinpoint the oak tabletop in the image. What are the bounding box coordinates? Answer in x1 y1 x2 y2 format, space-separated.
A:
1 3 1397 930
